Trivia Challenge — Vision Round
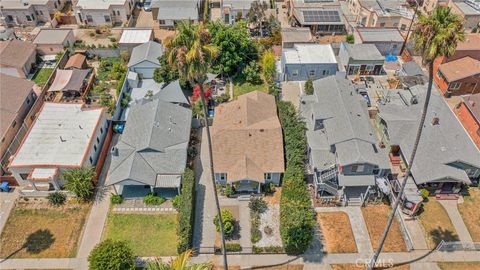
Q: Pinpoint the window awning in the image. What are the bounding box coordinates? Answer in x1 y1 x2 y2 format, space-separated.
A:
155 174 181 188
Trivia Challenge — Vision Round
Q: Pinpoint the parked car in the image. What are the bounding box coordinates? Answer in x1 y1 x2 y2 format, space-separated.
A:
144 0 152 11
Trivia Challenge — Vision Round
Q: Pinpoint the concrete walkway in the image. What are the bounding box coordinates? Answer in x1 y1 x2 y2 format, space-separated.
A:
315 207 373 255
192 128 217 252
0 188 19 234
403 215 429 250
438 200 474 243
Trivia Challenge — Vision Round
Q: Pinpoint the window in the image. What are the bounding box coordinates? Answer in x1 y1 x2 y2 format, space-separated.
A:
96 137 100 144
86 15 93 23
159 20 166 25
20 173 29 180
54 2 57 9
26 15 32 21
322 70 330 76
308 70 315 77
38 10 43 15
117 10 120 16
449 82 461 90
392 44 398 49
373 168 380 175
380 22 385 27
400 24 407 31
100 127 104 134
393 23 398 27
104 15 111 22
264 173 272 180
89 157 93 164
27 97 30 104
216 173 227 182
351 164 364 173
94 145 97 151
78 13 83 22
12 121 16 128
292 70 299 77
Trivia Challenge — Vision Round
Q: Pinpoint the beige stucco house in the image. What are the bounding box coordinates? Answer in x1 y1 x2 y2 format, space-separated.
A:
33 28 75 55
347 0 413 31
74 0 136 26
0 0 66 27
0 39 36 78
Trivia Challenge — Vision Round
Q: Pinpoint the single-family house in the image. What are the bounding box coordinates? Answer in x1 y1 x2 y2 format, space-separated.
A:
0 0 65 27
151 0 199 28
212 91 285 194
281 28 314 48
287 0 347 34
435 56 480 96
32 29 75 55
0 74 37 175
221 0 257 24
448 0 480 30
338 43 384 76
118 29 153 52
376 86 480 195
106 96 192 197
347 0 413 32
455 93 480 148
127 41 163 79
0 27 15 41
354 27 404 55
281 44 338 81
300 75 390 205
64 53 87 69
397 61 426 87
8 103 108 191
0 39 36 79
74 0 136 26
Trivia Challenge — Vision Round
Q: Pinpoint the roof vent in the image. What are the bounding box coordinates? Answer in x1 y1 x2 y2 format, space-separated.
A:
111 147 118 156
60 136 66 142
79 125 83 129
410 95 418 105
432 116 440 125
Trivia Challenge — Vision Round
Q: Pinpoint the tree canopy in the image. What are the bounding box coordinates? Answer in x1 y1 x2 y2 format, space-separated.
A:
88 239 135 270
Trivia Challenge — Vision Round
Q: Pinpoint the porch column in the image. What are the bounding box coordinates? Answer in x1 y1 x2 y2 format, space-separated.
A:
177 185 181 195
150 185 154 194
112 185 119 195
258 182 261 193
30 181 38 191
51 179 60 191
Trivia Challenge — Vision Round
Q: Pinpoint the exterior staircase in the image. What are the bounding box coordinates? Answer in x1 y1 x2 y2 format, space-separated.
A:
346 196 363 206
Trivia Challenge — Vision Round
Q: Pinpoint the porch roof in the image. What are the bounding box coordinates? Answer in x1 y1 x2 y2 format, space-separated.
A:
155 174 181 188
338 174 375 187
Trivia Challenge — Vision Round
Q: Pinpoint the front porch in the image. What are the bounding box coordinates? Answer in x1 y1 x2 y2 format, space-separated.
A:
118 185 179 199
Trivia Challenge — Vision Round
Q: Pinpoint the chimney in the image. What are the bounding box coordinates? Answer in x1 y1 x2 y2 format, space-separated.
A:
432 116 440 125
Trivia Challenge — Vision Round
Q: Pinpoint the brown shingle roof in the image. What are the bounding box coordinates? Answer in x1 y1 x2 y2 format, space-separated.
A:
456 34 480 51
212 91 285 183
65 53 87 69
439 56 480 82
0 73 34 137
0 39 36 69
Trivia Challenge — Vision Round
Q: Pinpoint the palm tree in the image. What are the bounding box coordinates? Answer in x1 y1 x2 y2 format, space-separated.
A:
368 6 464 269
165 21 228 269
146 249 211 270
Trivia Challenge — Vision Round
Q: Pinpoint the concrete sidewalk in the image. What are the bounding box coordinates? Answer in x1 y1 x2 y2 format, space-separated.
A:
0 188 18 234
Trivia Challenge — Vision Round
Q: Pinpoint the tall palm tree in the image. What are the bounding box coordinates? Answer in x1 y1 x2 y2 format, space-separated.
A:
146 249 211 270
368 6 464 269
165 21 228 269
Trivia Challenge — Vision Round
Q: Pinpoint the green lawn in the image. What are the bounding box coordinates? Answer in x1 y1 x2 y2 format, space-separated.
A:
418 198 459 249
32 68 54 87
232 76 268 98
104 213 177 256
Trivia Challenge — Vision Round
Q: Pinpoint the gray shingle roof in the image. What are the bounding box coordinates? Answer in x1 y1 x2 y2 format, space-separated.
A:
402 61 425 77
377 85 480 184
106 98 192 186
343 43 383 61
301 75 389 171
152 0 199 20
128 41 163 67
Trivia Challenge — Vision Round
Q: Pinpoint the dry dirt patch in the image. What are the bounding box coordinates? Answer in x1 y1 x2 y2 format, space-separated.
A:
317 212 357 253
458 187 480 241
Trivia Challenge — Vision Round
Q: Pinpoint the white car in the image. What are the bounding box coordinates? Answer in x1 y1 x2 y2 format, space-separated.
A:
143 0 152 11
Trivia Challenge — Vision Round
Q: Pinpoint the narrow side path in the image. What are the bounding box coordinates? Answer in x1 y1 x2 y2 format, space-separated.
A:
438 200 473 243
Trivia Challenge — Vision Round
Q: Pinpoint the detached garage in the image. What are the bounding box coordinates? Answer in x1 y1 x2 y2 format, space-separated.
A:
127 41 164 79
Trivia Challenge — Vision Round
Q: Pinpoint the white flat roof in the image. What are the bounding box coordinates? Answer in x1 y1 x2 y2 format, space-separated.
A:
10 103 104 168
283 44 337 64
119 29 152 44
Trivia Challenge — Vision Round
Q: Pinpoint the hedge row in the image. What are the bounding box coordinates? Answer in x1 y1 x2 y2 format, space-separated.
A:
278 101 316 255
176 168 196 253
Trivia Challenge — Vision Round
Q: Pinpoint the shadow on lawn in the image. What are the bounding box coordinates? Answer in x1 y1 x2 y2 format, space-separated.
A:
430 227 460 248
1 229 55 261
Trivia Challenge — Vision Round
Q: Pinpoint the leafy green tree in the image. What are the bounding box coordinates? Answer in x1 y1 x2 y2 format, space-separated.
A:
304 79 314 95
213 209 235 236
153 54 179 84
62 167 95 201
88 239 135 270
261 50 276 83
242 61 262 84
369 6 465 268
247 0 268 37
146 249 210 270
208 21 257 75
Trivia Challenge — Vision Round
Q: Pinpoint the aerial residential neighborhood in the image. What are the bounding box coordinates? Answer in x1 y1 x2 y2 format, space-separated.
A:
0 0 479 269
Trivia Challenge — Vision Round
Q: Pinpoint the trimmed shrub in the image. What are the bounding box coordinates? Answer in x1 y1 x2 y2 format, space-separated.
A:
225 243 242 252
110 194 123 204
172 195 182 210
213 209 235 237
420 188 430 200
278 101 315 255
249 198 267 214
47 192 66 206
143 194 166 205
225 184 234 197
253 245 284 254
304 79 314 95
176 168 196 253
88 239 135 270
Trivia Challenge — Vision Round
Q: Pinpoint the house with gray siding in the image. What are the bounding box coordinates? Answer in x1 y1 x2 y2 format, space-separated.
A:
281 44 337 81
300 75 390 205
106 96 192 198
354 27 404 56
151 0 199 28
127 41 163 79
338 42 385 76
376 85 480 195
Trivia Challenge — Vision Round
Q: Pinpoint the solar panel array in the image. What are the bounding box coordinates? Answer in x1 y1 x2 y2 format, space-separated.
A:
303 10 341 22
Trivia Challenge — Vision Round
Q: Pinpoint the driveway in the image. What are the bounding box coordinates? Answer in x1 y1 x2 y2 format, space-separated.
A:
192 128 218 252
134 9 154 28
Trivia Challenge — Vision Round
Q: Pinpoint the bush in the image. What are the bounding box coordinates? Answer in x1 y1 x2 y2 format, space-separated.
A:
143 194 166 205
346 34 355 44
253 245 284 254
226 243 242 252
304 79 314 95
264 226 273 235
215 93 230 104
172 195 182 210
225 184 234 197
177 168 196 253
110 194 123 204
242 61 262 84
278 101 315 255
261 50 276 83
213 209 235 237
263 182 276 195
109 37 116 42
88 239 135 270
62 167 96 201
420 188 430 200
47 192 66 206
249 198 267 214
